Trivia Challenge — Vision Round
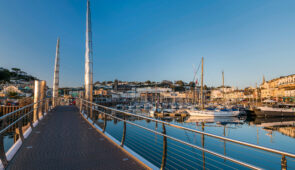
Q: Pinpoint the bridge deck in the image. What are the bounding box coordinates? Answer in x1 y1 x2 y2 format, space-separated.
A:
8 106 147 170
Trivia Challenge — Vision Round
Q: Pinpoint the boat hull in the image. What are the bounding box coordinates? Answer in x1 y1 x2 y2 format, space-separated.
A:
186 110 240 117
254 109 295 117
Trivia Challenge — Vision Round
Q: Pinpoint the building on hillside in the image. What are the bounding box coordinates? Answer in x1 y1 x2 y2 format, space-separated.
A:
224 90 245 102
137 87 172 102
94 88 110 96
210 87 235 101
260 74 295 102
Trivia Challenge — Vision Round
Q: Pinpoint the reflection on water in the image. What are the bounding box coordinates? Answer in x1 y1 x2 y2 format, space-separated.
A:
185 116 245 124
2 118 30 153
250 117 295 139
3 131 19 153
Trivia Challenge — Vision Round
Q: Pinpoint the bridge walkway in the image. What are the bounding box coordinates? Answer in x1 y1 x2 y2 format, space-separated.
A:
7 106 147 170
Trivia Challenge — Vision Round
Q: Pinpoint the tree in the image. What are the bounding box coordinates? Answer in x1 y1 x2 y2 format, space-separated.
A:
175 80 184 87
94 81 100 85
0 68 11 82
11 68 21 78
7 92 19 99
189 81 195 90
11 68 21 73
160 80 172 88
0 67 37 82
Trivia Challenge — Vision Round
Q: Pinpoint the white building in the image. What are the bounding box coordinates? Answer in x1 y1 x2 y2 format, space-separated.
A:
136 87 172 93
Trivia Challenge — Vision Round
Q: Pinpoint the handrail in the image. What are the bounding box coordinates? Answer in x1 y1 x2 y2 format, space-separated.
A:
80 98 295 159
80 98 263 169
0 109 34 135
89 104 260 169
0 99 45 121
0 97 52 168
0 98 51 134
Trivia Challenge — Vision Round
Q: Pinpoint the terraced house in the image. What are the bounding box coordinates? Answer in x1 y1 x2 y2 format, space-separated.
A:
260 74 295 102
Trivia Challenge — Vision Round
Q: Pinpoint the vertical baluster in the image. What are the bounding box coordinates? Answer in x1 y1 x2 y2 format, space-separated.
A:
36 102 40 121
202 122 205 170
120 114 127 147
17 114 24 142
90 102 93 120
29 106 34 129
47 99 49 113
103 109 107 133
93 109 97 125
79 98 82 113
160 123 167 170
281 155 287 170
0 117 8 167
86 101 89 119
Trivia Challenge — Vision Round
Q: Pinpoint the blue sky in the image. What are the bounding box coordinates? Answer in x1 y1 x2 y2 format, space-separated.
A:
0 0 294 88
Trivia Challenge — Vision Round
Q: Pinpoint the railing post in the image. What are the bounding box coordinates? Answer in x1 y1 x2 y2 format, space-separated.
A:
44 98 47 114
103 110 107 133
82 100 85 115
33 80 40 122
120 114 126 147
46 98 49 113
281 155 287 170
17 109 25 142
160 123 167 170
17 121 24 142
86 100 90 119
201 122 205 170
0 118 8 167
90 102 93 120
79 98 82 113
29 106 34 129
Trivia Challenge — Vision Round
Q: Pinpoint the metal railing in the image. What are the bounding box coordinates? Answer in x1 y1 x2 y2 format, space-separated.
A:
77 98 295 169
0 98 52 168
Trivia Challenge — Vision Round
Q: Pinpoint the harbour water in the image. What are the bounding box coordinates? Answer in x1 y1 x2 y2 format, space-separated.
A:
97 111 295 169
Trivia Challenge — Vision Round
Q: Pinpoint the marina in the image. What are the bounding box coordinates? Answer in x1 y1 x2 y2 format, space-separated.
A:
2 100 295 169
1 0 295 169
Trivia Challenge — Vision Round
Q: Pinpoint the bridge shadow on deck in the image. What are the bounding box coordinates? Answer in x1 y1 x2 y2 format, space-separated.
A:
8 106 147 170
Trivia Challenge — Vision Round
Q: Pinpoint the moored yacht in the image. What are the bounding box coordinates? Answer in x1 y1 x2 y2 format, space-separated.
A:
186 57 240 117
186 107 240 117
254 104 295 117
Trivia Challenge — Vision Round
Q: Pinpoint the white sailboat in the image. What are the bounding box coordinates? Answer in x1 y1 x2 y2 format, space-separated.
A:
186 108 240 117
187 57 240 117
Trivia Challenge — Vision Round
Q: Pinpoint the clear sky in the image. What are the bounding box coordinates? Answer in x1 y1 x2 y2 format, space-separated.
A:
0 0 294 88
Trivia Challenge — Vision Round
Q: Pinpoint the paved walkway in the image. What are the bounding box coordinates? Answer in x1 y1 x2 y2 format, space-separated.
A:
8 106 147 170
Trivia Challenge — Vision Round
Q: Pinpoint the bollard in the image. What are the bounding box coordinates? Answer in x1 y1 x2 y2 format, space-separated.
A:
33 80 40 122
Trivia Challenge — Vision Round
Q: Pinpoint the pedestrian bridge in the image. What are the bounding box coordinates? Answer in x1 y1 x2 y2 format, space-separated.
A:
0 98 295 170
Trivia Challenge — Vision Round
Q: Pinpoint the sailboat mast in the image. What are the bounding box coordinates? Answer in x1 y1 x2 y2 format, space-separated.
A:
222 70 225 102
201 57 204 110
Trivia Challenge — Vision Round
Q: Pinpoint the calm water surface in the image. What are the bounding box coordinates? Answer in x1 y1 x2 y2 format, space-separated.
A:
100 113 295 169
